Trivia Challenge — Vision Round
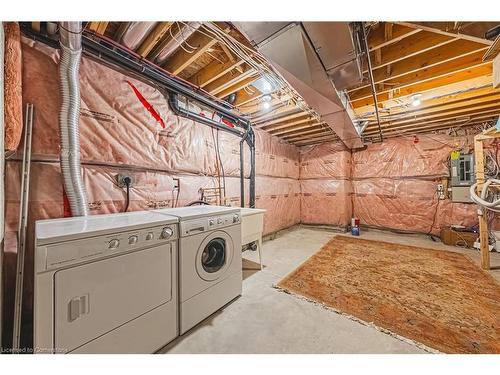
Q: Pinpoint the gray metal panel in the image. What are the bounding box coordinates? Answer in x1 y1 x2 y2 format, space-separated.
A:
234 22 364 149
232 22 292 46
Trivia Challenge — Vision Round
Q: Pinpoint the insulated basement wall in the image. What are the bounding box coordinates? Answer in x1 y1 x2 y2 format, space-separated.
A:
1 37 300 349
299 141 352 227
351 134 480 234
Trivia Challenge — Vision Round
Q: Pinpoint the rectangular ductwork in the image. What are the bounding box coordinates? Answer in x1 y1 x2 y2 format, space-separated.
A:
234 22 365 149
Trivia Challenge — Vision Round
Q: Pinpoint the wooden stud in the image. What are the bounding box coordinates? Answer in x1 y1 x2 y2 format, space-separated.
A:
474 137 490 270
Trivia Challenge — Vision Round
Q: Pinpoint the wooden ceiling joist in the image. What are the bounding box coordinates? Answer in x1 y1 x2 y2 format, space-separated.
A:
361 91 500 125
358 86 499 119
206 65 255 95
368 31 456 72
233 88 263 106
395 22 494 46
215 74 258 99
363 116 492 137
88 22 109 35
262 116 314 131
350 64 493 108
368 23 422 51
350 50 490 101
363 108 500 136
292 134 338 146
163 29 221 75
274 123 324 137
257 111 311 128
137 22 174 57
188 59 245 88
253 104 302 124
353 41 488 94
283 127 332 141
267 119 322 136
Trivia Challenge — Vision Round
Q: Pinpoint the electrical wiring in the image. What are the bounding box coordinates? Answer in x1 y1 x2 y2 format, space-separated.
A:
123 176 132 212
169 22 197 54
190 22 321 123
216 128 227 202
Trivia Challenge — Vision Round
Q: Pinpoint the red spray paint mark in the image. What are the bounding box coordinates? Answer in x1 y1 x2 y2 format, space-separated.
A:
126 80 166 128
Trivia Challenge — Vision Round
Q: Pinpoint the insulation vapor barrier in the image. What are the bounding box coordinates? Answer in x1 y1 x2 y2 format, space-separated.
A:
351 135 482 235
299 141 352 227
1 38 301 348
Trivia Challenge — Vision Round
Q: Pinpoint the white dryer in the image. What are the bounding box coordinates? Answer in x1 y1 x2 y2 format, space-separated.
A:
34 210 179 353
154 206 242 334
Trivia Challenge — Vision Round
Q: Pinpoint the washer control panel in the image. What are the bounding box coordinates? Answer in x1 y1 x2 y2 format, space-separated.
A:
37 223 178 272
180 212 241 237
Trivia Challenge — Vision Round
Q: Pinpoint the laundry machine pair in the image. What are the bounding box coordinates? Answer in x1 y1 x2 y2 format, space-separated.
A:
154 205 242 334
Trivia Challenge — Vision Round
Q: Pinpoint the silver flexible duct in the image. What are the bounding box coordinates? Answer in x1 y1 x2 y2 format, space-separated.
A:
59 22 89 216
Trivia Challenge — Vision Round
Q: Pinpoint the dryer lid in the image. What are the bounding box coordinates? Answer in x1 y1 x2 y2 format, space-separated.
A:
36 211 178 245
154 205 240 220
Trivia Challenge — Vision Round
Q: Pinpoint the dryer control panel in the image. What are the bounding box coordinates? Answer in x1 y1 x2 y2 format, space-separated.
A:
36 223 178 272
180 213 240 237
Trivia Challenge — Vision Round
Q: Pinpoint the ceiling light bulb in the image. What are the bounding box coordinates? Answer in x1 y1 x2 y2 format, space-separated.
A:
411 94 422 107
262 94 272 102
262 101 271 110
262 80 273 93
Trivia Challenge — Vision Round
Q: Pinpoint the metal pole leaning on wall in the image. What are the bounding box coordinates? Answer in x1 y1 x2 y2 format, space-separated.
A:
12 103 34 352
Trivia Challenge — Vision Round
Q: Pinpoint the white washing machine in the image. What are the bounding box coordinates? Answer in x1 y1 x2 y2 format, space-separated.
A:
154 206 242 334
34 210 179 353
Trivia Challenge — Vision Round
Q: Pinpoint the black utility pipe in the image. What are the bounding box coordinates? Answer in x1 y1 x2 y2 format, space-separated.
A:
168 93 244 137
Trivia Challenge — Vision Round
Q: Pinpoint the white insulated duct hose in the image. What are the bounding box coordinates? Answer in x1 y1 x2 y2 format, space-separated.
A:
470 178 500 213
59 22 89 216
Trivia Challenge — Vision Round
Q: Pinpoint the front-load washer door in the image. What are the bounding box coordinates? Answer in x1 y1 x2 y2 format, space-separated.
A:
53 244 173 353
196 231 234 282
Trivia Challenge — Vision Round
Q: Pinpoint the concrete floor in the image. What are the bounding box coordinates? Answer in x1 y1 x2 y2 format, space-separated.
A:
159 226 500 354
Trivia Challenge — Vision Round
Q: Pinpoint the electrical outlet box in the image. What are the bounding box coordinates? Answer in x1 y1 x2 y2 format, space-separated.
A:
116 174 134 188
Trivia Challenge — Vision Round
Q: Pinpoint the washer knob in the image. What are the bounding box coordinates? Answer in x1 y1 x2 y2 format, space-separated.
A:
209 219 215 226
233 214 240 223
108 239 120 249
161 227 174 239
146 232 154 241
217 218 223 224
128 235 138 245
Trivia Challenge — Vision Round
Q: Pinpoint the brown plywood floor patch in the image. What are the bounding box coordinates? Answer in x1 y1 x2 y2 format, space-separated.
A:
277 236 500 353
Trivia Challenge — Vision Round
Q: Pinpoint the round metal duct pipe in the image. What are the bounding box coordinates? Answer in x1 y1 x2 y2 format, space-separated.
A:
58 22 89 216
